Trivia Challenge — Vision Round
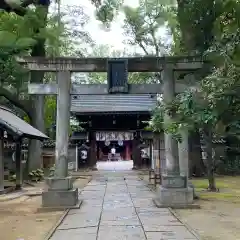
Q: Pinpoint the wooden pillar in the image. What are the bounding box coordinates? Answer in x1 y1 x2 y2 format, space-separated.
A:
126 143 131 160
54 71 71 178
136 131 142 168
132 135 137 169
89 131 97 170
15 139 22 190
149 140 153 168
132 131 141 169
97 142 100 161
0 130 4 192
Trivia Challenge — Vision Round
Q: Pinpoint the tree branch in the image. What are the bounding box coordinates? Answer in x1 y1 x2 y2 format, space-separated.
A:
137 40 149 55
0 85 32 117
150 28 159 56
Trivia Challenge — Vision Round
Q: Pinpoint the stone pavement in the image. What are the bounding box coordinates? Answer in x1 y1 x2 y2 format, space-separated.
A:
50 172 198 240
97 160 133 171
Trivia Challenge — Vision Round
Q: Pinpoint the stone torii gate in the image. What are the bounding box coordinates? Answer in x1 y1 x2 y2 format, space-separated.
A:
19 56 205 208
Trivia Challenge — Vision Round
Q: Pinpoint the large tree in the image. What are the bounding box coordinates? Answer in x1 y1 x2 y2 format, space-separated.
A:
151 0 240 190
0 0 92 172
0 0 50 172
122 0 175 84
174 0 223 178
167 0 224 178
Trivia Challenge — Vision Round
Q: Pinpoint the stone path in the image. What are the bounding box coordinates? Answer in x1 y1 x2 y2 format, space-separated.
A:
50 173 197 240
97 160 133 171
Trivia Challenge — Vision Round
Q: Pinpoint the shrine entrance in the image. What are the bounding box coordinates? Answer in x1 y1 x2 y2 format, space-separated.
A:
23 56 206 208
96 131 133 161
72 93 157 169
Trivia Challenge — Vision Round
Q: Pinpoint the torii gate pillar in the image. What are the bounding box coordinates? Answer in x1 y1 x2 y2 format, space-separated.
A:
42 71 79 208
154 66 194 208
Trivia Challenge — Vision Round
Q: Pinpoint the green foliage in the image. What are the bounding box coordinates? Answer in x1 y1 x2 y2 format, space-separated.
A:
148 0 240 182
216 156 240 175
176 0 222 54
150 0 240 138
0 1 94 138
123 0 175 56
9 168 44 182
0 7 49 52
148 106 164 132
93 0 124 26
44 96 56 132
28 169 44 182
0 11 36 85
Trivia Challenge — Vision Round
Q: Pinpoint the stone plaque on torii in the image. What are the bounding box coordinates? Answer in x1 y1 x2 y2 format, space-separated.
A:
20 56 206 208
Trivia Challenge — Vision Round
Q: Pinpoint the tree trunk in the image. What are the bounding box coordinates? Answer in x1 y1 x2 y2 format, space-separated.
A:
202 127 217 191
25 5 49 173
176 0 196 53
189 130 205 177
28 95 45 170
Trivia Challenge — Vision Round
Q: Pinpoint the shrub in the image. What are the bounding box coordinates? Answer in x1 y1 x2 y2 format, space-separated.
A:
28 169 44 182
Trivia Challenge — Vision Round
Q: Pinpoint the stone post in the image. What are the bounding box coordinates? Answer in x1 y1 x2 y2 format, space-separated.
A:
132 131 141 169
178 128 196 197
89 131 98 171
154 65 193 208
178 128 189 180
54 71 71 178
42 71 79 208
162 65 180 178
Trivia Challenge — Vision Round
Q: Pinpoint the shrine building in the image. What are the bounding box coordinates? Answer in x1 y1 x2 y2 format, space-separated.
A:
70 93 158 169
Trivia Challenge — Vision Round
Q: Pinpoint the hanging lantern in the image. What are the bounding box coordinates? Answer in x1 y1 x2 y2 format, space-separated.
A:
118 140 123 146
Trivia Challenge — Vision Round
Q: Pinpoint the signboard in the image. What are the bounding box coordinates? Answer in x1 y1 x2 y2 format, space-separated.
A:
107 59 128 93
96 132 133 141
68 162 75 170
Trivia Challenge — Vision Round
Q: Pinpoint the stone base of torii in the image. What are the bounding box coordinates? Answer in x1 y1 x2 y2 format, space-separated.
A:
21 56 206 208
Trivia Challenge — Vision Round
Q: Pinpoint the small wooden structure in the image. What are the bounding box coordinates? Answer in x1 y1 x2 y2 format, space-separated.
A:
0 106 48 191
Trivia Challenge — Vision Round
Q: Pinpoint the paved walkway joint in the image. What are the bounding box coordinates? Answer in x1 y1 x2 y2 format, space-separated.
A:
50 172 197 240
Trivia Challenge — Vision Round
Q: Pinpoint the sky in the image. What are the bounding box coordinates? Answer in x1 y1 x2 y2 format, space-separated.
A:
60 0 140 51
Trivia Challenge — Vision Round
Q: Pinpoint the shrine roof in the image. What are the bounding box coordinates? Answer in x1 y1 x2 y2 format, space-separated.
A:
71 94 157 114
0 106 49 140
